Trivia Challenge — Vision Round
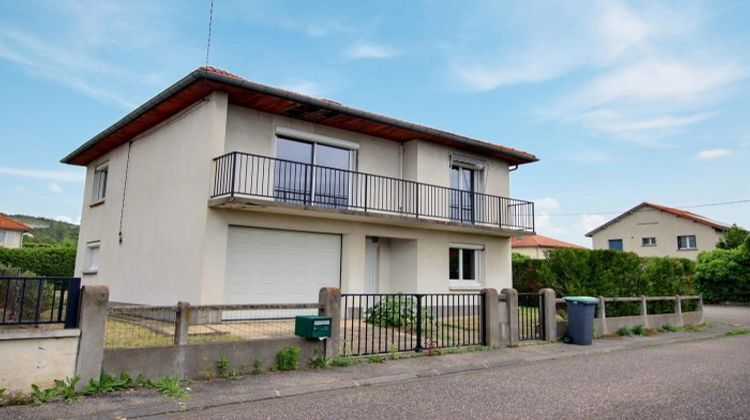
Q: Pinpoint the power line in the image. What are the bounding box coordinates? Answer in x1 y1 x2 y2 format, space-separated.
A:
544 199 750 217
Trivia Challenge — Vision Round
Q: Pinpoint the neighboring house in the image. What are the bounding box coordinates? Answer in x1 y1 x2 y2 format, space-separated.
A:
511 234 583 259
586 202 729 260
62 67 537 305
0 214 31 248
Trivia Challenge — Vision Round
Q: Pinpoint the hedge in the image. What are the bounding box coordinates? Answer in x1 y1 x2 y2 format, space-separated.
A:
695 236 750 303
512 249 697 298
0 246 76 277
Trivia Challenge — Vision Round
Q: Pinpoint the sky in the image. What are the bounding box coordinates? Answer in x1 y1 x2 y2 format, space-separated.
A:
0 0 748 246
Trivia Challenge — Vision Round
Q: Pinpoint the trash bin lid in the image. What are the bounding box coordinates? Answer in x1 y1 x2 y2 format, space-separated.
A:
563 296 599 305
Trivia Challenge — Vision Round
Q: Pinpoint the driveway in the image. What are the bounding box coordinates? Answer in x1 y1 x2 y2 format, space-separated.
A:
703 304 750 327
180 334 750 419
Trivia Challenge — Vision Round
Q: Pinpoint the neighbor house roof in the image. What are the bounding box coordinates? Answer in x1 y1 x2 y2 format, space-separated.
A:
0 215 32 232
512 234 583 249
585 202 730 237
61 66 538 166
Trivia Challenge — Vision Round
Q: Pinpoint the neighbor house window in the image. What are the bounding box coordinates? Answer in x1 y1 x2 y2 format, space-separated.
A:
85 241 100 273
642 237 656 247
449 244 483 283
677 235 697 250
0 231 6 246
92 162 109 202
608 239 624 251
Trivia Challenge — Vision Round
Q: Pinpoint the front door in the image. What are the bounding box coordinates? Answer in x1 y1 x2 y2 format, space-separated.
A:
450 165 475 223
365 238 379 293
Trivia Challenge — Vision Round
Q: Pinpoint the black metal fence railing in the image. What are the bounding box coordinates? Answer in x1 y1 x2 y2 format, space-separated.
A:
212 152 535 231
518 292 545 341
0 277 81 328
340 293 485 356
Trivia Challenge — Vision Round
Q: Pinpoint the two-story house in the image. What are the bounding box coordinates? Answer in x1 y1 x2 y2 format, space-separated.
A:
62 67 537 305
586 202 729 260
0 214 31 248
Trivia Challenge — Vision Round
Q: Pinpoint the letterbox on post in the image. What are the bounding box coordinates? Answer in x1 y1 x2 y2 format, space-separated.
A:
295 315 331 339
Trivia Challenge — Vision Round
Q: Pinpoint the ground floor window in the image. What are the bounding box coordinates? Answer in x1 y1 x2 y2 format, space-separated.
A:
642 237 656 246
449 244 482 283
608 239 623 251
677 235 697 250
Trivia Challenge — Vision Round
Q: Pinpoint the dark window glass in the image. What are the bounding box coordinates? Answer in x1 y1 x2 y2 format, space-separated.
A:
462 249 476 280
608 239 623 251
449 248 460 280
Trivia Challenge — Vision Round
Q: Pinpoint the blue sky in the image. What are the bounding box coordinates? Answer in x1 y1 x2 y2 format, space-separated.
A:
0 0 748 246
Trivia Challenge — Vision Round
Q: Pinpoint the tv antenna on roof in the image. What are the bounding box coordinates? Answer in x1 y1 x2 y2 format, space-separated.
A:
205 0 214 68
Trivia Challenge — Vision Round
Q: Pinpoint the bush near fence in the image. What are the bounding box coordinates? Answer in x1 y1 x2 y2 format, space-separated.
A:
0 246 76 277
512 249 697 316
695 236 750 303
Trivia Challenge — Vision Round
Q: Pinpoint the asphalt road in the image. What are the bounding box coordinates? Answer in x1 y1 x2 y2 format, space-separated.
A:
704 304 750 327
178 334 750 420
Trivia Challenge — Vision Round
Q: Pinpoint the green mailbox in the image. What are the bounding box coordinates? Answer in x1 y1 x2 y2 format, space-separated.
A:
295 315 331 339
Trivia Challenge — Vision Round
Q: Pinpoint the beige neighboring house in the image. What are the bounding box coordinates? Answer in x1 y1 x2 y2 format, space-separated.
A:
0 214 31 248
62 67 537 305
586 202 730 260
511 234 583 259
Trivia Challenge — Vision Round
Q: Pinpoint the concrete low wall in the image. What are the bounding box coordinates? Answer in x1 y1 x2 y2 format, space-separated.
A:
0 329 81 394
102 337 324 380
556 310 703 338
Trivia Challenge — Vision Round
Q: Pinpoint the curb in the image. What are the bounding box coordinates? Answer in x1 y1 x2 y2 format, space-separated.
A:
88 329 732 418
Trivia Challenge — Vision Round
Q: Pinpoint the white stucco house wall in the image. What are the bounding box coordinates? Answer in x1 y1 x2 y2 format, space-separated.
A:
586 202 729 260
0 215 31 249
63 67 538 305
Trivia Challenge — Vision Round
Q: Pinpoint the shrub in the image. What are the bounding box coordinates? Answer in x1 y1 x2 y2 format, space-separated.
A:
276 346 301 371
695 238 750 303
618 327 632 336
631 325 645 336
366 296 417 327
0 246 76 277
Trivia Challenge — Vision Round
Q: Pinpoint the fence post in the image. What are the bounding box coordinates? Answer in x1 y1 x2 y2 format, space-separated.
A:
415 295 423 352
501 288 519 347
319 287 341 360
174 301 191 345
674 296 684 328
75 285 109 389
598 296 608 336
540 288 556 343
64 278 82 328
481 288 500 347
640 295 648 328
697 295 705 324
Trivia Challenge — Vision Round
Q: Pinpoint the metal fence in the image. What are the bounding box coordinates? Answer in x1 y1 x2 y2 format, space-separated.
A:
105 302 320 349
340 293 485 356
212 152 535 231
0 277 80 328
518 292 545 341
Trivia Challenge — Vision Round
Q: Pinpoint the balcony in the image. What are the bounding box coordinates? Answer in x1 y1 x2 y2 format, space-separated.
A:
211 152 535 233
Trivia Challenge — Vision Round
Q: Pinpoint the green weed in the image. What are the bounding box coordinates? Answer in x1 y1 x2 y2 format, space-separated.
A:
631 325 645 336
252 358 263 375
330 355 361 367
618 327 632 336
725 328 749 336
367 354 386 363
150 376 187 399
52 376 82 405
276 346 301 371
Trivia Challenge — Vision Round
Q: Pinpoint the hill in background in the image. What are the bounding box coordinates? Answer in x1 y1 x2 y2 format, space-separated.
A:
7 214 79 246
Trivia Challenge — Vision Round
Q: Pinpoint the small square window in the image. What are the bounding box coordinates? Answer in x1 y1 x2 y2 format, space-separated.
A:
677 235 697 250
92 162 109 202
85 241 100 273
642 237 656 247
449 245 481 282
608 239 623 251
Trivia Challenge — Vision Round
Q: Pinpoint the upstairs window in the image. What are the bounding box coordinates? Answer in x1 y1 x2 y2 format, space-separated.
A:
92 162 109 202
677 235 697 250
608 239 623 251
642 237 657 247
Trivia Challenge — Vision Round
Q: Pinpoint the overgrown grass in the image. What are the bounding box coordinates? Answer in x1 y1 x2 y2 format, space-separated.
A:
724 328 749 337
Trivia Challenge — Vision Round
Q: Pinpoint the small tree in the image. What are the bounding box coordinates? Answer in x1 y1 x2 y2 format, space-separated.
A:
717 224 749 250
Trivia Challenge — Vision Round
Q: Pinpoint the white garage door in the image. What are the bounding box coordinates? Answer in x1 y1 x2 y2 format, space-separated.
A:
225 227 341 304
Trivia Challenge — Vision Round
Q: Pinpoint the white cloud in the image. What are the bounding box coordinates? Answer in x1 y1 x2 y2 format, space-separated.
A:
344 43 400 60
581 214 607 234
54 215 80 225
0 166 84 183
535 197 560 211
696 148 731 160
47 182 62 193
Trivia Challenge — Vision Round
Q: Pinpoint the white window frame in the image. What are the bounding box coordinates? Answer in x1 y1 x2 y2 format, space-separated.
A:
642 237 657 247
449 243 483 286
91 162 109 204
84 241 101 274
677 235 697 251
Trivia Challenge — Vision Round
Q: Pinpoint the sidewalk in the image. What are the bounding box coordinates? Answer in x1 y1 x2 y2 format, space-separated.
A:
1 321 739 419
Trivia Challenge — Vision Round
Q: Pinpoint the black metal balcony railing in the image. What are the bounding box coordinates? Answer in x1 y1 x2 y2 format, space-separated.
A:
212 152 535 231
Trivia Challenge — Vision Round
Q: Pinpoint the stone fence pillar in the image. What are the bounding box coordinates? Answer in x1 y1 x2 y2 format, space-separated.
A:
501 288 519 347
674 296 684 327
75 285 109 388
481 288 501 347
540 288 557 343
319 287 341 359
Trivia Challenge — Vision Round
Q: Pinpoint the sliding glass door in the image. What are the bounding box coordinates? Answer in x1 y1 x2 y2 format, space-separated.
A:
274 137 351 207
450 165 476 222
